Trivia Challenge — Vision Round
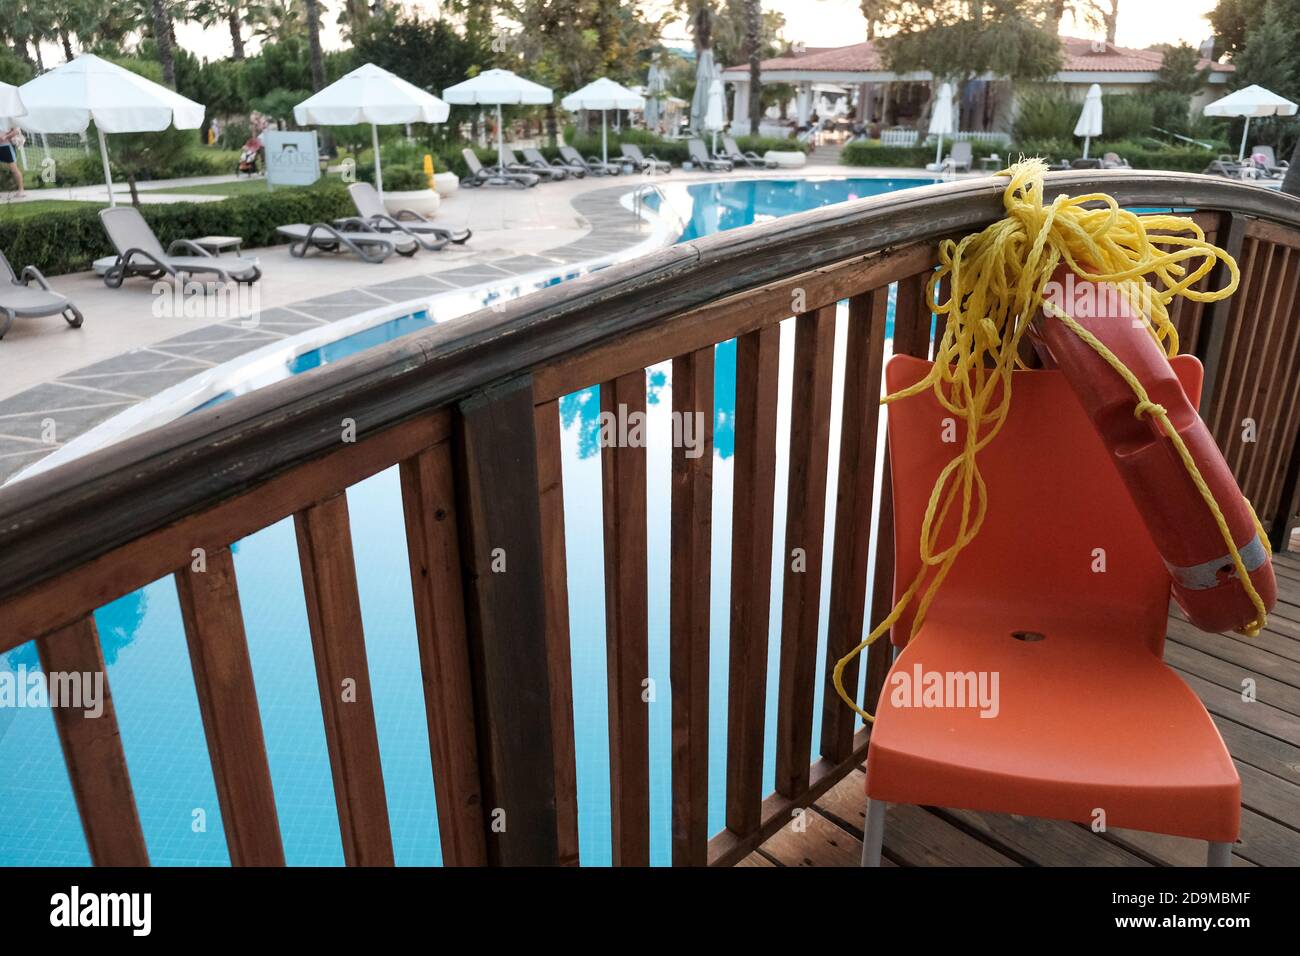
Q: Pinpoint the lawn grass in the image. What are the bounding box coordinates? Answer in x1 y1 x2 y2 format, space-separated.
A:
0 198 106 220
138 175 343 197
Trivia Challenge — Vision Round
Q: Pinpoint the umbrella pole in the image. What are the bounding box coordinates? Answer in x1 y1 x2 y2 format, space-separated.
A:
1239 117 1250 162
372 123 383 201
1083 135 1090 160
935 134 943 168
97 127 116 208
602 110 608 165
497 104 504 169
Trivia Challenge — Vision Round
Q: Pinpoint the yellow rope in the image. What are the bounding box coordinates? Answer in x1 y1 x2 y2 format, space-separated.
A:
832 158 1263 724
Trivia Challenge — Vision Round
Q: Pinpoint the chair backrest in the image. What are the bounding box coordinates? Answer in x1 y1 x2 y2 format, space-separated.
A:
950 140 972 162
559 145 584 164
0 248 17 285
621 143 644 161
99 206 167 261
348 181 386 219
687 139 708 162
723 135 741 154
462 148 484 174
1253 145 1276 166
884 354 1203 655
503 147 521 165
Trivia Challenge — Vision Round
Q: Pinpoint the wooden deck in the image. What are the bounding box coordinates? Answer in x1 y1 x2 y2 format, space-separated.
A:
750 548 1300 868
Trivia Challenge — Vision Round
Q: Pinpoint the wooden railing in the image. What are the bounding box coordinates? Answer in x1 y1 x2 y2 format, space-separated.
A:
1 172 1299 867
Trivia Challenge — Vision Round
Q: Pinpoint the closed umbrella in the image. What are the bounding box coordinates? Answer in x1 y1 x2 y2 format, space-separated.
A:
561 78 645 165
645 62 666 131
1204 84 1299 161
17 54 204 206
691 49 717 133
704 78 726 155
1074 83 1103 159
929 82 955 168
295 63 449 201
443 69 553 169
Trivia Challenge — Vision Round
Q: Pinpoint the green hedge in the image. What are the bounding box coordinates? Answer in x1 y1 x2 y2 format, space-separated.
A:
841 138 1003 168
19 147 241 191
6 181 355 277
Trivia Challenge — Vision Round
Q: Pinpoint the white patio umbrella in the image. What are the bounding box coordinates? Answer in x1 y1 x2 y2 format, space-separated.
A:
16 54 203 206
704 78 727 155
443 69 553 169
929 82 955 168
1074 83 1103 159
1204 84 1299 161
294 63 449 201
645 62 666 131
691 49 718 133
561 78 645 165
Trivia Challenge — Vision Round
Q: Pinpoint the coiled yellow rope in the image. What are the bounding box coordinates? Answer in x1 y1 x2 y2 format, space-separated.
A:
832 158 1265 724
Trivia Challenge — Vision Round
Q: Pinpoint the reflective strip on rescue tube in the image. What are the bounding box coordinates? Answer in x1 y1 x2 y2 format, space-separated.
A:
1032 264 1277 634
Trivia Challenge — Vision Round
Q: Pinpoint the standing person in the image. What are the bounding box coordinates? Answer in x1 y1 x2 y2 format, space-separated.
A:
0 127 25 197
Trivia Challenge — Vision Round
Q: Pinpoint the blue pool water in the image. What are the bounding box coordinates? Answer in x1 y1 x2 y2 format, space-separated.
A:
0 178 931 866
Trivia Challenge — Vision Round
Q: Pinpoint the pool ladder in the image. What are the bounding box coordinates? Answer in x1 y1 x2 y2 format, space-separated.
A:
631 182 682 233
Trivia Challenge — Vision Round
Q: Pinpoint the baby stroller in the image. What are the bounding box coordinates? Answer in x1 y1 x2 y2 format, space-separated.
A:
237 136 262 176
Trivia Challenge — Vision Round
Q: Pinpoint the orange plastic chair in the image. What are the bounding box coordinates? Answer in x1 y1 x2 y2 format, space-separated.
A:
861 354 1240 866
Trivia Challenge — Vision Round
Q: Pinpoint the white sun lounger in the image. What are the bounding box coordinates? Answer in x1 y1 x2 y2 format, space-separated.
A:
0 249 83 339
99 206 262 289
340 182 469 250
276 223 419 263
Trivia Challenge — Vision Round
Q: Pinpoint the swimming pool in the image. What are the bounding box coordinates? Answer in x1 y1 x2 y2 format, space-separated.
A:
0 177 935 865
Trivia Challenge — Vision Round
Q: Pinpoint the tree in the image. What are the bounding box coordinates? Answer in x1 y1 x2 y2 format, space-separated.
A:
190 0 263 60
1206 0 1267 60
1231 1 1300 168
880 0 1062 129
1154 42 1210 96
1099 0 1119 44
101 56 192 205
745 0 763 130
860 0 891 40
252 0 307 43
303 0 326 92
149 0 178 85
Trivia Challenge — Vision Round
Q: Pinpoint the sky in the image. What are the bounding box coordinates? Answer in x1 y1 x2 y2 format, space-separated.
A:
121 0 1226 67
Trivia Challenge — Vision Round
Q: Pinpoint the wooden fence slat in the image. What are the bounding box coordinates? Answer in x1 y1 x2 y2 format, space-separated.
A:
726 323 781 837
0 411 451 656
893 271 934 358
1255 254 1300 521
1237 246 1293 493
454 376 560 866
294 492 395 866
35 616 149 866
532 399 581 866
600 370 651 866
1209 232 1258 435
1219 241 1275 473
398 444 488 867
1197 213 1248 414
821 287 890 762
670 346 715 866
775 305 837 796
174 548 284 866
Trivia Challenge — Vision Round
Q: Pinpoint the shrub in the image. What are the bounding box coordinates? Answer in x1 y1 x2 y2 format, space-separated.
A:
1101 94 1156 141
1013 87 1077 142
5 181 356 277
27 147 239 191
354 163 432 191
841 137 1002 168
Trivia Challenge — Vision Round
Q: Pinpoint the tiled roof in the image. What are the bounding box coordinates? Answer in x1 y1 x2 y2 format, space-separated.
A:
721 36 1234 77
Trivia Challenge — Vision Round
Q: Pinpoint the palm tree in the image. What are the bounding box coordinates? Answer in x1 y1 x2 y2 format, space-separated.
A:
191 0 264 60
150 0 177 85
252 0 305 43
744 0 763 131
303 0 326 91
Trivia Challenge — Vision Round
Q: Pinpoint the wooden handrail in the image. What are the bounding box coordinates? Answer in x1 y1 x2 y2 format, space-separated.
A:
2 172 1297 607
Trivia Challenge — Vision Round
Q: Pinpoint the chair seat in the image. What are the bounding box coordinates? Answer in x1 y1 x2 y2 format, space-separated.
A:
2 283 69 316
865 604 1240 842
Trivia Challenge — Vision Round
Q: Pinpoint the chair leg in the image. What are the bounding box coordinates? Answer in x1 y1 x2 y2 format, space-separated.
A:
860 799 886 867
1207 841 1233 867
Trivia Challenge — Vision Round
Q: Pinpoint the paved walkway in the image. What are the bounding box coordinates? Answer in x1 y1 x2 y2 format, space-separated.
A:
0 164 953 482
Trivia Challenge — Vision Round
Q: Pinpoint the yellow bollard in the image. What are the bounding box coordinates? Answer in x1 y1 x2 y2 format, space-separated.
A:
424 154 436 192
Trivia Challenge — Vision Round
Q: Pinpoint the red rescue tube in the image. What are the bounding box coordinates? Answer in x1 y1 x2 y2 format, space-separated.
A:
1033 264 1276 634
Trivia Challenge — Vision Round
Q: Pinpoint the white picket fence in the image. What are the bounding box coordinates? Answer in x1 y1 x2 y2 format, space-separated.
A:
879 127 1011 147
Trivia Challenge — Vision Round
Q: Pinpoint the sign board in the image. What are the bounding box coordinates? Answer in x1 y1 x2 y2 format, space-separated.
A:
263 130 320 188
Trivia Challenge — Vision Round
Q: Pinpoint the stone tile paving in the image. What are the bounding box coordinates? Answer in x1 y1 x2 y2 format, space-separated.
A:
0 184 653 482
